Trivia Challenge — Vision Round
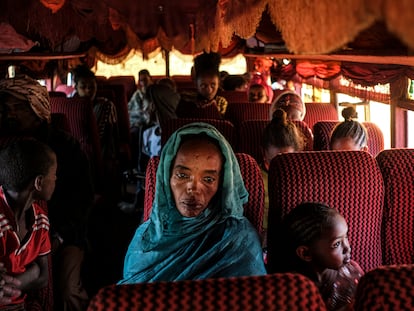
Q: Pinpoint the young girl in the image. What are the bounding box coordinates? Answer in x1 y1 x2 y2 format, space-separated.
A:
330 106 368 151
261 109 304 247
278 202 364 311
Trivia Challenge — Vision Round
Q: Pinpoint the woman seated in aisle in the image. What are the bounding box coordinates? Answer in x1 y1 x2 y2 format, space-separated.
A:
330 107 368 151
118 122 266 283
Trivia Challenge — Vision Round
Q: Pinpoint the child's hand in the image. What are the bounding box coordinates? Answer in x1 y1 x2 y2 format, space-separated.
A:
0 263 22 305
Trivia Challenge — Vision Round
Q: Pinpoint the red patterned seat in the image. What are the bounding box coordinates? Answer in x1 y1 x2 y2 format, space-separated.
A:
313 121 384 156
224 102 270 128
238 120 313 164
87 273 327 311
376 149 414 265
50 97 103 169
143 153 264 236
303 102 338 129
97 83 132 168
267 151 384 273
160 118 236 147
218 90 248 103
108 75 137 100
354 264 414 311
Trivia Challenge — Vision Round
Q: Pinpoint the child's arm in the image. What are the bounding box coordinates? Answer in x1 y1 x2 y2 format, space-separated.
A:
14 255 49 291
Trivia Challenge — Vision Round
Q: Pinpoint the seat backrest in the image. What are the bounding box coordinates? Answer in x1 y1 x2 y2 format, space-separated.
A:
225 102 270 128
238 120 313 164
48 91 67 97
303 102 338 129
218 90 248 103
160 118 236 147
313 121 384 156
143 153 264 235
267 151 384 272
354 264 414 311
107 75 137 100
49 97 103 176
376 149 414 265
87 272 327 311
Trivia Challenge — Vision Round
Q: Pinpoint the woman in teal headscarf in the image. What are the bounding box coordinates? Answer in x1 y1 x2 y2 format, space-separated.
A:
119 122 266 283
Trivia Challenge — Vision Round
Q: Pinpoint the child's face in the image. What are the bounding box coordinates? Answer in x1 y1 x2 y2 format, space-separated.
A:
197 75 219 101
36 152 58 201
76 78 97 101
249 87 268 103
308 214 351 272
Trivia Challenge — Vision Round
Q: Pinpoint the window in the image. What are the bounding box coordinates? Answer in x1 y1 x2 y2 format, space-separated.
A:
408 110 414 148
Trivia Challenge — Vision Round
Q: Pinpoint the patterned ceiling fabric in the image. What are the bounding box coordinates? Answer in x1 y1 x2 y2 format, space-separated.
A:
87 272 328 311
295 61 341 80
40 0 66 13
3 0 414 58
354 264 414 311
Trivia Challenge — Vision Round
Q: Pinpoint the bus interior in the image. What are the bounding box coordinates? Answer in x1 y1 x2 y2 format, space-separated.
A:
0 1 413 310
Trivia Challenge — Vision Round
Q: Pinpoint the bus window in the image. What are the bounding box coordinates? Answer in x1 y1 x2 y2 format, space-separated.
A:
408 110 414 148
301 83 330 103
369 101 391 150
336 93 391 149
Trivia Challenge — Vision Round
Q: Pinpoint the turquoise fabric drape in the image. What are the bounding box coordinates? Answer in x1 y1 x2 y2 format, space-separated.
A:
119 122 266 283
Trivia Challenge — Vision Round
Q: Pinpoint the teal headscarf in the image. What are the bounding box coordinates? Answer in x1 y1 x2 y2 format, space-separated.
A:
119 122 266 283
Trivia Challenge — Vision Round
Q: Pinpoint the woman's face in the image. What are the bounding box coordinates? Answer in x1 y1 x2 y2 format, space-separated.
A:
76 77 97 101
170 139 223 217
307 214 351 273
0 94 42 134
197 75 219 101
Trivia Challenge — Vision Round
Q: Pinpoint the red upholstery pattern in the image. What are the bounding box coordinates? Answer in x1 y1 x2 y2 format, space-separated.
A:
224 102 270 128
160 118 236 147
218 90 248 103
143 153 264 236
108 75 137 100
303 102 338 129
354 264 414 311
87 273 327 311
313 121 384 156
237 120 313 164
177 103 223 119
267 151 384 272
50 97 102 169
50 113 71 134
48 91 67 97
376 149 414 265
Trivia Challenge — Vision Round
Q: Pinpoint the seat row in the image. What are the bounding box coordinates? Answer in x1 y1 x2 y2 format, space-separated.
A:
87 263 414 310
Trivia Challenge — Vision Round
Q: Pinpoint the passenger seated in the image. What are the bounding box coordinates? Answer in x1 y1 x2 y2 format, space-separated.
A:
277 202 364 311
270 89 306 121
260 109 304 246
118 122 266 283
72 65 120 171
249 83 270 103
127 69 154 171
176 52 228 118
0 75 93 311
0 139 56 310
330 107 368 151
